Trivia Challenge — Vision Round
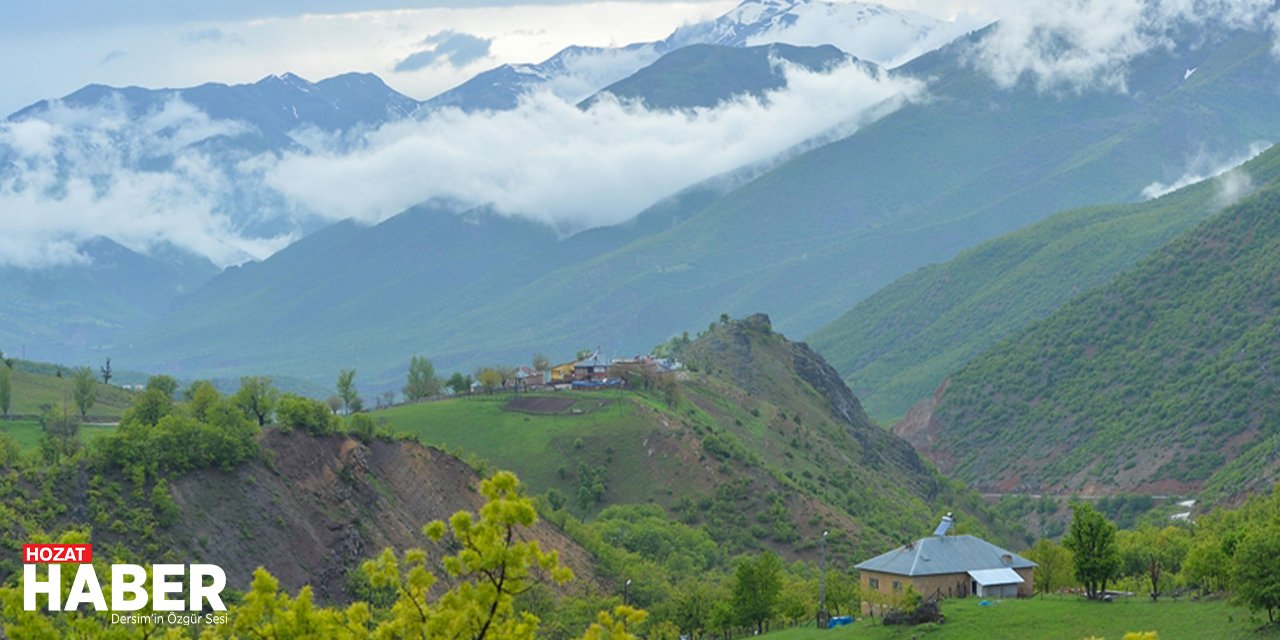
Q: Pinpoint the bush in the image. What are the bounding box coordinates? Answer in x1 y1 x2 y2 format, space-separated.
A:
276 394 338 435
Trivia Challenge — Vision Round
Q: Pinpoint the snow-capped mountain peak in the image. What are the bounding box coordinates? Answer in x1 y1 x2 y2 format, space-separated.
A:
665 0 968 68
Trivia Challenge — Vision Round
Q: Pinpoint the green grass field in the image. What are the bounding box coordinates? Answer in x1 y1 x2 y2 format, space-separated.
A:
0 419 117 451
760 597 1277 640
4 369 134 418
377 392 682 506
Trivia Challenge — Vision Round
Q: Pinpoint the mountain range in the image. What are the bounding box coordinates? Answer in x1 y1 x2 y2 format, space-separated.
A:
809 144 1278 422
421 0 954 112
106 20 1280 390
893 144 1280 503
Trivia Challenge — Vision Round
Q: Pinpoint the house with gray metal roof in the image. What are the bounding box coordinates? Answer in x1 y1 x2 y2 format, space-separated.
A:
854 514 1036 615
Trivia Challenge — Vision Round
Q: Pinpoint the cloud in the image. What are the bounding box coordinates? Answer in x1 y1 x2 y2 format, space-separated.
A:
394 30 493 72
267 61 925 230
182 27 242 45
100 50 127 65
968 0 1280 94
0 97 293 269
1140 141 1270 200
0 58 922 270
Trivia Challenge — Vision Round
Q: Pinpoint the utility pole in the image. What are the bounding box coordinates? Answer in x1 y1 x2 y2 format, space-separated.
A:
624 579 632 606
818 530 828 628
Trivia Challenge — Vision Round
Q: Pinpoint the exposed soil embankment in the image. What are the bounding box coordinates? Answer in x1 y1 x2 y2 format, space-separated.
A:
167 430 596 603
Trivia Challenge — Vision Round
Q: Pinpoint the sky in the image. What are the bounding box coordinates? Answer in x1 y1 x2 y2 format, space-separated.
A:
0 0 996 116
3 0 1279 268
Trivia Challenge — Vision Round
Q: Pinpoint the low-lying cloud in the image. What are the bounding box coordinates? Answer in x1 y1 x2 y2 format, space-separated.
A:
1140 141 1269 200
972 0 1280 93
267 60 925 231
0 97 293 269
0 60 922 269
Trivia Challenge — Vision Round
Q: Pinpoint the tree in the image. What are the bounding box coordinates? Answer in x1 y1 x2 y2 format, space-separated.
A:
123 387 174 427
145 374 180 398
478 368 503 394
359 471 573 638
1233 525 1280 624
404 356 441 401
446 372 471 396
532 353 551 372
337 369 358 415
99 357 112 384
38 403 81 463
326 395 342 414
348 413 377 443
0 363 10 417
72 367 96 419
1026 538 1074 597
1063 502 1121 600
1184 537 1230 593
234 376 280 426
732 551 783 634
1119 526 1190 601
278 394 339 435
186 380 222 422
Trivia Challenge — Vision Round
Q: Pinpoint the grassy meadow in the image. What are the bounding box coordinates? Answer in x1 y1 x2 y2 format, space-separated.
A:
377 391 684 506
760 596 1277 640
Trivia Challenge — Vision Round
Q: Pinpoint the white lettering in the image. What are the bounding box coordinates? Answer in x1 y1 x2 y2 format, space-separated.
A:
64 564 107 611
111 564 149 611
189 564 227 611
23 564 60 611
151 564 185 611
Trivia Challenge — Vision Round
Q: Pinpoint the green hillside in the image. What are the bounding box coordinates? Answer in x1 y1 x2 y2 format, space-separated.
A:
583 43 852 110
0 238 217 366
810 143 1280 422
895 179 1280 503
117 26 1280 387
0 363 134 418
378 314 1025 562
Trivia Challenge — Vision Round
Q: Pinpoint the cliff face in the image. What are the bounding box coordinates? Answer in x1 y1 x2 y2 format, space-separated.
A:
166 431 596 603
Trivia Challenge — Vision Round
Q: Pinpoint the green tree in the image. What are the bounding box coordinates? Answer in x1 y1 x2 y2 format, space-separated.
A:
359 471 573 638
1063 502 1120 600
0 363 10 417
1119 526 1190 601
1183 537 1230 593
670 580 718 639
235 376 280 426
145 374 180 398
1233 525 1280 624
404 356 442 401
72 367 96 418
348 413 377 443
0 431 19 467
186 380 222 422
337 369 358 415
1026 538 1074 597
99 357 112 384
732 551 782 634
532 353 551 372
447 372 472 395
278 394 338 435
38 404 80 464
478 368 503 394
123 387 174 427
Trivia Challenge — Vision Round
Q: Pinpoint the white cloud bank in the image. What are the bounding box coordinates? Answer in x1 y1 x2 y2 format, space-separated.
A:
267 60 923 230
0 60 922 268
971 0 1280 93
0 98 294 268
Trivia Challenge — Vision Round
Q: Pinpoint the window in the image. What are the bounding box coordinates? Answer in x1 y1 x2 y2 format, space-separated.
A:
893 581 902 593
868 577 879 590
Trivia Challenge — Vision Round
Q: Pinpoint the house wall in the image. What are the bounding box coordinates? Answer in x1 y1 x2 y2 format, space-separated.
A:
1016 567 1034 597
859 568 1035 615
